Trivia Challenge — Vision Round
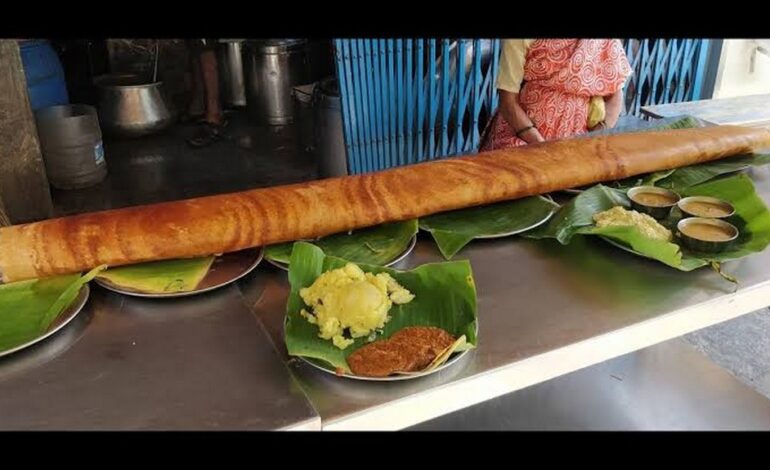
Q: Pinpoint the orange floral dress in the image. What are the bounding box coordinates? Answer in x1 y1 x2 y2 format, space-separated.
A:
480 39 632 151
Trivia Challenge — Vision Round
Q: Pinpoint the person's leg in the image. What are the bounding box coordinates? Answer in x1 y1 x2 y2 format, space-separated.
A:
185 40 205 121
199 42 223 126
187 39 227 147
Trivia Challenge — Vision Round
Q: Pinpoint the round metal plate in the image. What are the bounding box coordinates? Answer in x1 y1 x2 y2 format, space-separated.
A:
94 248 263 298
599 235 732 265
300 346 473 381
0 284 90 358
473 206 556 240
290 322 478 382
266 236 417 272
600 236 648 258
562 188 585 195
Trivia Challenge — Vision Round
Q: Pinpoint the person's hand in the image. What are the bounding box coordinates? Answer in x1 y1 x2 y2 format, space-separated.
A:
589 120 609 132
519 127 545 143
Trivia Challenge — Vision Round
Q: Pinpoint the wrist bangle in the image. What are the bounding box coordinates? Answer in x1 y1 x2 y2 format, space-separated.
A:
516 125 535 137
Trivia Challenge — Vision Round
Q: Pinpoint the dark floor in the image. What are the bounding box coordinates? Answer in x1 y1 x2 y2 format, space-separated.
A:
52 110 318 217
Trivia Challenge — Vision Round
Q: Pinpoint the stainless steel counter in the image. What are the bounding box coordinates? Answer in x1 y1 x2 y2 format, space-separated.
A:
242 165 770 430
0 285 319 430
3 168 770 430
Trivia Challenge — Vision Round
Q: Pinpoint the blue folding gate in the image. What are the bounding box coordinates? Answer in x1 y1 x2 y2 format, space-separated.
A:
334 38 713 174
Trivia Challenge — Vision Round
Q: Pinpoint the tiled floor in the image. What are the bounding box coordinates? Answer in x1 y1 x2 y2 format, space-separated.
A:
685 308 770 398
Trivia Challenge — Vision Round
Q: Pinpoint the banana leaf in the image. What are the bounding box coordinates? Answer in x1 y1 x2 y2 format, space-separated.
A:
284 241 478 373
649 154 770 193
265 220 417 267
527 173 770 273
583 116 770 192
526 186 629 243
610 153 770 192
419 196 558 259
0 265 105 351
96 257 215 293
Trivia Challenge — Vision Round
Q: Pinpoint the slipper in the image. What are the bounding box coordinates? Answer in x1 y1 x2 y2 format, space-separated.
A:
179 112 205 124
187 124 223 148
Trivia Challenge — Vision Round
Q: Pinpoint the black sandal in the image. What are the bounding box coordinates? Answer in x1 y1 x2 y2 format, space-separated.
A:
187 123 225 148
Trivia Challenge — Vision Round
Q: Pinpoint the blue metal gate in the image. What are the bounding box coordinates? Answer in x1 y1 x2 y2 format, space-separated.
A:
334 38 712 174
623 39 711 116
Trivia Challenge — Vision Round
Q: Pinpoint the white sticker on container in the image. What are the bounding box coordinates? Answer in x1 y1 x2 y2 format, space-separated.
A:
94 141 105 164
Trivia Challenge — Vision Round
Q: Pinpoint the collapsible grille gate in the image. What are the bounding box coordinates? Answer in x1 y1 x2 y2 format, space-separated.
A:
334 38 711 174
623 39 711 116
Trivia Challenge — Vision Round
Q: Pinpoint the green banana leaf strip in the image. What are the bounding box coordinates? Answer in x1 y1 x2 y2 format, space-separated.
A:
583 116 770 192
284 242 478 373
96 257 215 293
0 265 105 351
611 154 770 192
578 225 683 268
265 220 418 266
681 173 770 264
525 185 629 243
652 154 770 193
419 196 558 259
526 173 770 273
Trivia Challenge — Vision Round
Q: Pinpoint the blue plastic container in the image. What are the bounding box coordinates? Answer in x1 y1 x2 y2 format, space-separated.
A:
18 40 69 111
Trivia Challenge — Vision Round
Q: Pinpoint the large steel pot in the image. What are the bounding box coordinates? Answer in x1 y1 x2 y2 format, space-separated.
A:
94 73 175 138
244 39 310 125
313 77 348 178
217 39 247 108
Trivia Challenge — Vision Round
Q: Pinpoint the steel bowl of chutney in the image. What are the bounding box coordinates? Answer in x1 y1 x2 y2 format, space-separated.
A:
677 196 735 219
677 217 739 253
627 186 681 220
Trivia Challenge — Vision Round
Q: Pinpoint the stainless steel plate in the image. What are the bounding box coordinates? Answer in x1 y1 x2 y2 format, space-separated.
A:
562 187 586 195
299 347 473 382
0 285 90 358
289 320 477 382
95 248 264 298
473 206 556 240
600 235 734 266
266 236 417 272
600 236 648 258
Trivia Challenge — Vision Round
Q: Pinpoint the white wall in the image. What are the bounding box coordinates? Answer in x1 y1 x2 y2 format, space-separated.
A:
713 39 770 99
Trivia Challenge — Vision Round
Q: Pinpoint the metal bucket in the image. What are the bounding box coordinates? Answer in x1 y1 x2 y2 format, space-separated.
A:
313 77 348 178
35 104 107 190
293 83 316 153
217 39 247 108
94 73 175 138
244 39 309 125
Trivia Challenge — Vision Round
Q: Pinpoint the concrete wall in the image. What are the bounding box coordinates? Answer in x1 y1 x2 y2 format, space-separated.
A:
713 39 770 99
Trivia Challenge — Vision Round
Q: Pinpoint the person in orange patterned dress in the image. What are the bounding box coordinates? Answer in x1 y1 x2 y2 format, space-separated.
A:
480 39 632 151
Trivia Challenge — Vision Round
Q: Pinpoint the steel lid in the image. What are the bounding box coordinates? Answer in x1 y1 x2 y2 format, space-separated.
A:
249 39 307 53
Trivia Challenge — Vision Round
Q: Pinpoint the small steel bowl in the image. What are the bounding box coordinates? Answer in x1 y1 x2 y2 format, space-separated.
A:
627 186 681 220
677 217 739 253
677 196 736 219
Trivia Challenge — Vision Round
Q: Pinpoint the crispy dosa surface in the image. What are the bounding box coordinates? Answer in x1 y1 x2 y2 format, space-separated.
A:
1 126 769 282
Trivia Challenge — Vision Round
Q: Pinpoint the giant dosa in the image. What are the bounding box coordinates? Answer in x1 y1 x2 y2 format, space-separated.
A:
2 126 770 282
